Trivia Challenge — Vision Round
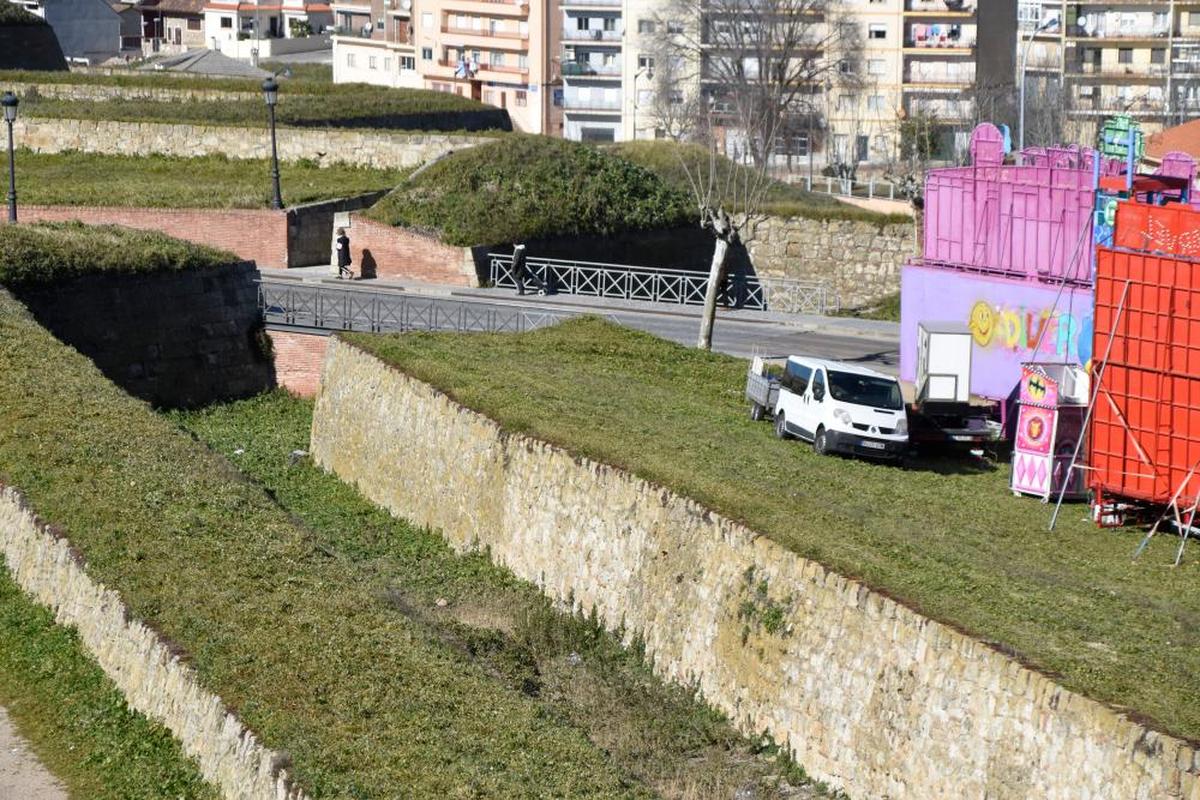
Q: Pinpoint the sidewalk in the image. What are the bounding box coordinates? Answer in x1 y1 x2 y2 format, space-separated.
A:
259 266 901 342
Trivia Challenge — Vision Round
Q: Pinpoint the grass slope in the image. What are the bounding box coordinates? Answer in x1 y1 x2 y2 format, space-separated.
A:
345 318 1200 744
0 562 219 800
0 292 711 798
0 222 235 285
176 391 839 800
612 141 910 226
14 151 405 209
366 136 693 246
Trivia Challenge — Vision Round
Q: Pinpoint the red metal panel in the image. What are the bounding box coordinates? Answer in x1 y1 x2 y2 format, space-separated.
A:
1114 202 1200 258
1090 247 1200 505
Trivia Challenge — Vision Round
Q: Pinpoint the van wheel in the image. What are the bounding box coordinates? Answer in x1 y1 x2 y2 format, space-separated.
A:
750 403 765 422
774 413 790 440
814 426 829 455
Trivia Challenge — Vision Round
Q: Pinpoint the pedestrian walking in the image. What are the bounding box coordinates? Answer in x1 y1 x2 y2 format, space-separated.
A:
335 228 353 280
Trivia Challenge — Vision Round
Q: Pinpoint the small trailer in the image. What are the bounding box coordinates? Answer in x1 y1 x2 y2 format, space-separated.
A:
745 357 779 422
907 322 1002 449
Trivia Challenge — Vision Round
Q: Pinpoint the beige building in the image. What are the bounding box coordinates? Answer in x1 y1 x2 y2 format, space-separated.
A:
332 0 556 133
1018 0 1200 143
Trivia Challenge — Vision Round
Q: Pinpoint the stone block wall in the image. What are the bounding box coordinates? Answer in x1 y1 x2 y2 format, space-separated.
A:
15 117 492 170
287 192 388 268
310 338 1200 800
267 329 328 398
14 262 274 409
0 486 307 800
345 215 477 285
747 216 916 309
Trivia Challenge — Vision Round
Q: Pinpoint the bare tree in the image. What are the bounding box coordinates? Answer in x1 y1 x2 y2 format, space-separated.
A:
657 0 852 166
883 110 938 257
637 45 705 141
676 106 778 350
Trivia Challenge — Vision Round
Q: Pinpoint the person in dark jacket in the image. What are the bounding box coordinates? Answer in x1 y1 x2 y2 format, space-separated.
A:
335 228 353 279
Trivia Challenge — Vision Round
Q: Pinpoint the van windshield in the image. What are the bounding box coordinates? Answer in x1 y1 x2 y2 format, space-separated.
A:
828 370 904 410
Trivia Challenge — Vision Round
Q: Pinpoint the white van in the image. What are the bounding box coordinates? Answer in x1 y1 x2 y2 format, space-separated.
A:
772 357 908 460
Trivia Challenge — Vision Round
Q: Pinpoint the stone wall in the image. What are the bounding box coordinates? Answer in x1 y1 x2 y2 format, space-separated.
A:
14 117 492 170
345 215 477 285
747 216 915 309
288 193 388 268
0 486 307 800
310 339 1200 800
14 262 273 409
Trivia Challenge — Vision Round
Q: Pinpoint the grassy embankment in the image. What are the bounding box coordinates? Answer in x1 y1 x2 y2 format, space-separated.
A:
13 151 407 208
345 317 1200 745
0 223 833 797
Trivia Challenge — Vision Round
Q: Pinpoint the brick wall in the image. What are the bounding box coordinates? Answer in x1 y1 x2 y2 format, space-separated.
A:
346 215 477 286
268 330 328 398
20 206 290 269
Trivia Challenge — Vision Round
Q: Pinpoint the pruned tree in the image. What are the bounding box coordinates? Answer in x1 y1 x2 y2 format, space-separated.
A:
884 110 939 256
676 105 779 350
656 0 854 167
636 44 705 141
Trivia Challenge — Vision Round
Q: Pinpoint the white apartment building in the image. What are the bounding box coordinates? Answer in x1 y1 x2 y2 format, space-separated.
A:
331 0 423 88
204 0 332 60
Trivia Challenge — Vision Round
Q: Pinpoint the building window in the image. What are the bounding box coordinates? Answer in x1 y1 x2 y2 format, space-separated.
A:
519 20 528 35
383 57 392 71
603 17 616 31
518 53 528 69
867 94 884 112
836 94 856 111
420 47 431 60
515 90 527 106
346 52 356 67
1192 11 1200 26
577 17 590 30
838 59 852 74
667 21 683 34
220 16 232 28
868 23 886 40
187 18 201 30
491 51 505 66
1119 48 1132 64
874 134 889 155
868 58 886 76
833 134 849 159
668 90 683 104
368 55 377 69
400 56 415 70
638 54 654 74
1152 48 1165 64
638 19 655 34
483 90 494 104
422 12 432 29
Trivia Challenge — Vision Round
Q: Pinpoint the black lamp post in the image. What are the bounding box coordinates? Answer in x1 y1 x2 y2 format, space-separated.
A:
2 91 17 224
261 77 283 210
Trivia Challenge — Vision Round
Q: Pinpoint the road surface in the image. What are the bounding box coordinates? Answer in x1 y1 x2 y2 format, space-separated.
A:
0 706 66 800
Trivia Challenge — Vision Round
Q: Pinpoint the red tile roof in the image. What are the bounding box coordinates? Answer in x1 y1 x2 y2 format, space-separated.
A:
1146 118 1200 163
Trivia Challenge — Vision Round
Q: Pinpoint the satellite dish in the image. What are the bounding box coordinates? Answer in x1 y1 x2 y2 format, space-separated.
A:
401 0 411 10
1078 15 1091 34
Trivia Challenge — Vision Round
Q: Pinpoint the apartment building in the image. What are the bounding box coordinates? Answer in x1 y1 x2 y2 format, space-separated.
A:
332 0 555 133
203 0 332 58
1018 1 1200 143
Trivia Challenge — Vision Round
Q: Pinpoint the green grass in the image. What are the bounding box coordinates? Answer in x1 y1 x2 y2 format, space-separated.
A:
832 291 901 321
0 222 235 286
366 135 693 246
0 562 219 800
176 391 841 800
14 150 406 209
261 61 332 83
344 317 1200 745
0 290 801 797
0 4 42 24
19 93 508 133
612 141 911 227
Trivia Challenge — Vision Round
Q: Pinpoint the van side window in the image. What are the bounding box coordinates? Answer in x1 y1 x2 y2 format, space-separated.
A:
812 368 826 401
784 361 812 395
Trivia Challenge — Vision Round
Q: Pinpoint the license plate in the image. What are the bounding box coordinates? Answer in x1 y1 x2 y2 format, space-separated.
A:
951 435 977 442
861 440 886 450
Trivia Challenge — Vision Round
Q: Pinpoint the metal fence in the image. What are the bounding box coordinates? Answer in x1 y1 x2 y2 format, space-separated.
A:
487 254 837 314
794 176 900 202
258 281 588 334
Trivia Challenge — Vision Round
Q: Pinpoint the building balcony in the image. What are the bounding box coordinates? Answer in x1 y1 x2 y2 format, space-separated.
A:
561 0 620 7
562 95 622 111
1067 27 1170 41
436 59 529 80
1065 63 1169 80
904 0 975 18
902 75 975 88
561 61 621 78
561 29 622 44
439 26 527 49
440 0 528 18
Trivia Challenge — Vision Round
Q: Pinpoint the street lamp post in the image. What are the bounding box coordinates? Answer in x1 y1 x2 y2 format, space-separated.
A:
1019 16 1057 153
631 67 647 142
2 91 17 224
261 77 283 210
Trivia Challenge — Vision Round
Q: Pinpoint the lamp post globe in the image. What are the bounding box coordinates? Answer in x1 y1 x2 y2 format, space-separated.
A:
2 91 18 224
261 78 283 209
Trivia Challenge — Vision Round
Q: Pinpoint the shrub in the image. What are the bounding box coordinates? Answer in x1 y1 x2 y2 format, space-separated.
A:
365 136 694 246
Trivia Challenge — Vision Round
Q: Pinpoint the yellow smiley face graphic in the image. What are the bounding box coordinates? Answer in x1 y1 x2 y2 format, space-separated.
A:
968 300 995 347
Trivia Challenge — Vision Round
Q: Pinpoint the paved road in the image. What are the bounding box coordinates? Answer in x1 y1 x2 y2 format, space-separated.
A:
0 706 66 800
259 275 900 374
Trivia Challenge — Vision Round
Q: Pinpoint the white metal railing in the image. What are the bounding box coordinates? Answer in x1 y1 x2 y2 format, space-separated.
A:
488 254 838 314
562 95 622 110
793 176 900 202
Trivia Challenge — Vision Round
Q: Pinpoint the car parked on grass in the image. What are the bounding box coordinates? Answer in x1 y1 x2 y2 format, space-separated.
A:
746 356 908 461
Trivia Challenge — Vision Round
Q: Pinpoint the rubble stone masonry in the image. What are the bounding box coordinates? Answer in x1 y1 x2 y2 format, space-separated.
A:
310 337 1200 800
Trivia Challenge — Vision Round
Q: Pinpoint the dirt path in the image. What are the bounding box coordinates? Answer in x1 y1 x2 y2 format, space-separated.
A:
0 705 67 800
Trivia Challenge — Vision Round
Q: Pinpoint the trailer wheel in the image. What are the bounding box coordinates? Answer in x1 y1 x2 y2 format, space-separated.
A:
750 402 765 422
774 413 790 440
814 426 829 455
